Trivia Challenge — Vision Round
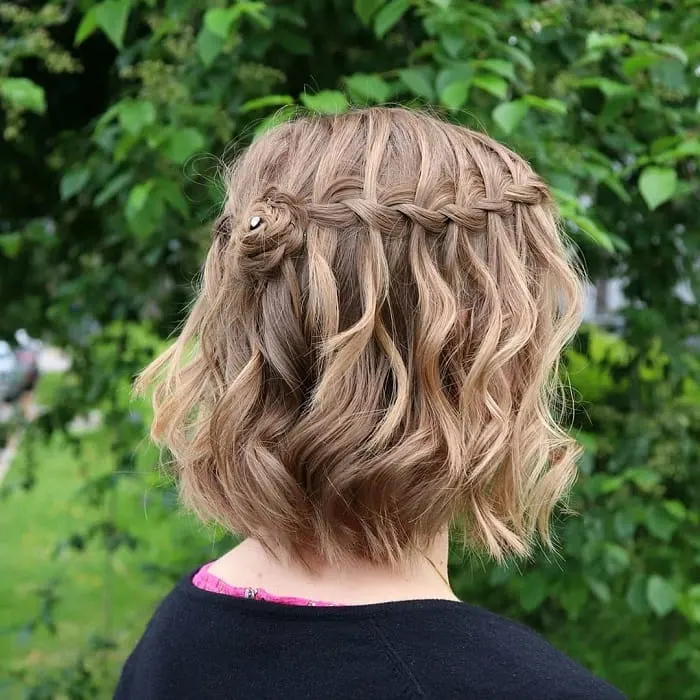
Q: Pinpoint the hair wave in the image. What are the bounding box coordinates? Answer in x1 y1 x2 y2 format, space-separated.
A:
137 107 584 566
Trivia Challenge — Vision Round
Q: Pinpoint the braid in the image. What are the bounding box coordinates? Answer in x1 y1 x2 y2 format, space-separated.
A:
231 179 548 278
235 188 308 279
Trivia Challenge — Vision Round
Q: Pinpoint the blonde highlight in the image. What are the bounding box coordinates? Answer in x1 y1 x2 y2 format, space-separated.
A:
136 107 584 567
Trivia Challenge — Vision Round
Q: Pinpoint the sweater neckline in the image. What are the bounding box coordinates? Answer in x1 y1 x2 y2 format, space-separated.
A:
180 567 471 620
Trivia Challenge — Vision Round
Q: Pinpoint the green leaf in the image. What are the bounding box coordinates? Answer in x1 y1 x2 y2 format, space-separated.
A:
646 505 677 541
647 576 679 617
75 7 98 45
559 582 588 620
650 58 687 94
253 105 296 138
626 575 648 615
241 95 295 113
127 181 153 215
60 168 91 200
586 578 611 603
157 179 190 217
94 172 134 207
568 214 615 253
602 543 630 576
585 31 629 52
679 585 700 625
237 2 271 29
0 233 22 258
627 467 661 492
0 78 46 114
374 0 410 38
663 500 687 520
639 166 677 210
492 100 529 134
473 74 508 99
197 28 224 66
441 33 465 59
398 68 435 101
622 52 663 76
439 81 470 111
162 128 206 163
576 77 634 99
479 58 516 81
126 181 163 238
523 95 567 115
345 74 392 104
274 6 306 28
602 174 631 203
613 511 637 539
301 90 348 114
276 30 312 55
504 44 534 72
436 65 474 95
655 139 700 164
204 7 237 38
118 100 156 135
354 0 384 25
655 44 688 64
95 0 130 49
519 572 547 612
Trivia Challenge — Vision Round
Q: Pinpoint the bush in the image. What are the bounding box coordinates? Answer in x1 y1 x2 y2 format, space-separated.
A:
1 1 698 697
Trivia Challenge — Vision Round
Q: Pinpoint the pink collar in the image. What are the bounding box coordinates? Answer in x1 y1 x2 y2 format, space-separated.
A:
192 563 337 607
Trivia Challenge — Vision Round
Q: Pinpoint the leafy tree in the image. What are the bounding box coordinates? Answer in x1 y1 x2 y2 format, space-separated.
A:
1 1 698 697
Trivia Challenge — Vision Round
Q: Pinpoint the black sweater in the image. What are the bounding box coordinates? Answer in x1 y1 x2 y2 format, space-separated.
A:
114 571 625 699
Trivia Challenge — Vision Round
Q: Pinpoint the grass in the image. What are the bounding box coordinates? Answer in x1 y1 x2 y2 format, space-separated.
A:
0 375 228 698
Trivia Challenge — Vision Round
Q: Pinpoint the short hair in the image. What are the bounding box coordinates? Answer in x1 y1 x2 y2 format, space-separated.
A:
137 107 583 566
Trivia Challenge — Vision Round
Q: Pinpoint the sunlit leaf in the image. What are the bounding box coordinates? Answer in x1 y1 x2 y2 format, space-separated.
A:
162 128 206 163
647 576 679 617
374 0 410 38
0 78 46 114
60 168 91 200
204 7 237 37
345 74 392 104
95 0 130 49
639 166 677 210
241 95 295 113
473 74 508 99
118 100 156 135
300 90 349 114
75 8 98 45
398 68 435 100
197 28 224 66
492 100 529 133
354 0 384 25
439 81 470 110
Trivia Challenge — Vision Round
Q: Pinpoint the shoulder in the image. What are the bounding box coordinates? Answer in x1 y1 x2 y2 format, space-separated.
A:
373 601 626 700
114 572 219 699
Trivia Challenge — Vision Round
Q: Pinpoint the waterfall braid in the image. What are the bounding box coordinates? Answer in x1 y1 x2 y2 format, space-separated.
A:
136 107 584 567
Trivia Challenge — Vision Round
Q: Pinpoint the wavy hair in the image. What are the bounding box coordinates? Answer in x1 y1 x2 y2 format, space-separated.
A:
136 107 583 566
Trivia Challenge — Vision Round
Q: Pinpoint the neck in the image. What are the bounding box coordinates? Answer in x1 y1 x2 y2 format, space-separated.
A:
209 531 459 605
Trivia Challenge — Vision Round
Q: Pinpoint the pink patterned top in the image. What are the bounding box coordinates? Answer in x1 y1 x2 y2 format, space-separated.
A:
192 562 337 607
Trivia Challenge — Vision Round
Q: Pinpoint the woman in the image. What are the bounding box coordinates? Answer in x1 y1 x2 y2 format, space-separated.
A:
116 107 625 699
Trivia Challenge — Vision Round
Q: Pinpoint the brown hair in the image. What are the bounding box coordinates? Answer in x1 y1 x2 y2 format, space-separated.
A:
137 106 583 566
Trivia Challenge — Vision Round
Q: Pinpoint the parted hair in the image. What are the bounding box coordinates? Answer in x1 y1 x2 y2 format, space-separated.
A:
137 106 583 566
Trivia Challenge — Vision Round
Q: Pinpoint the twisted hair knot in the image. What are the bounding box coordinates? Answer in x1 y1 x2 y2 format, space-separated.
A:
236 188 308 279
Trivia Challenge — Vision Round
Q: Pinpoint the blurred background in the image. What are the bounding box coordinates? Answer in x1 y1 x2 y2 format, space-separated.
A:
0 1 698 698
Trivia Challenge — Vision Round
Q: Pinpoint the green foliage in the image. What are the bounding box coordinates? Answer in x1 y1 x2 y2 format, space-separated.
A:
300 90 349 113
1 1 699 698
0 78 46 114
639 166 678 210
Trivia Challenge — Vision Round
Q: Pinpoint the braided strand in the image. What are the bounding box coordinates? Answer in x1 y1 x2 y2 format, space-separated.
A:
231 180 548 279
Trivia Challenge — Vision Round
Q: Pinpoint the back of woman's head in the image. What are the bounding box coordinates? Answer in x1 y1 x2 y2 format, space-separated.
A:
138 106 583 567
